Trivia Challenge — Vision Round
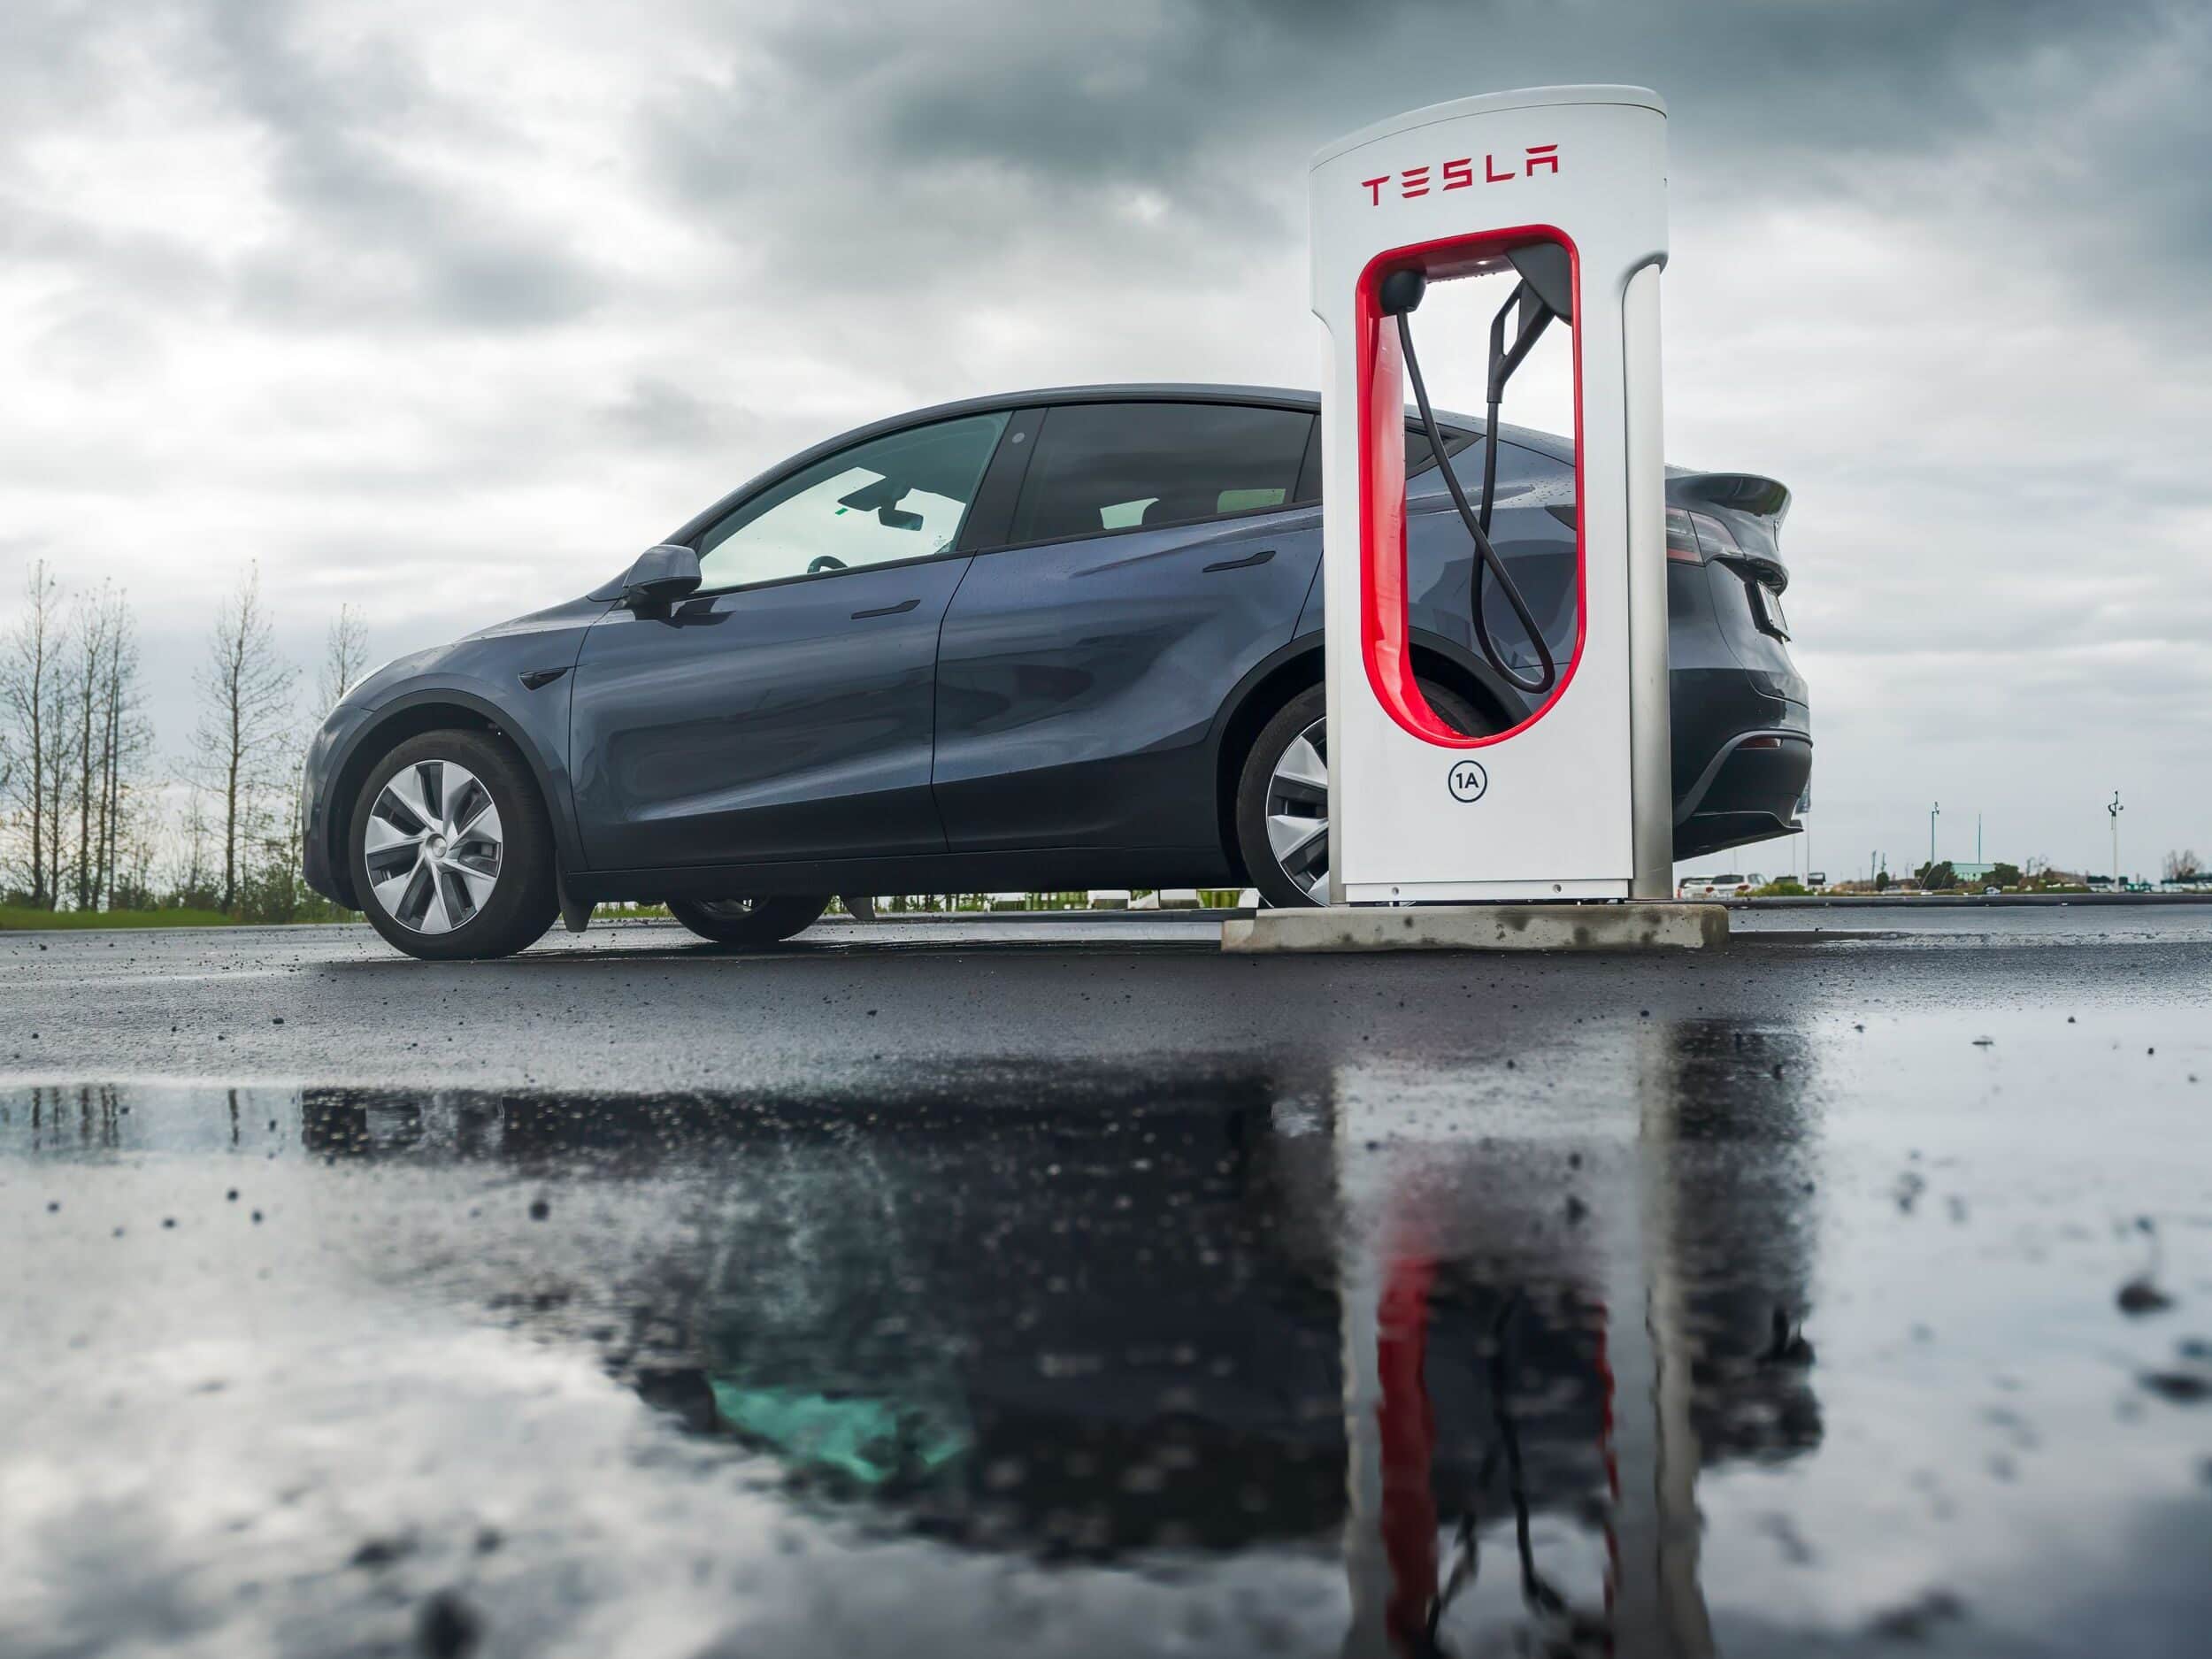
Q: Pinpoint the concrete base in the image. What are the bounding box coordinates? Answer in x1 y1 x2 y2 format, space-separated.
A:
1221 902 1728 954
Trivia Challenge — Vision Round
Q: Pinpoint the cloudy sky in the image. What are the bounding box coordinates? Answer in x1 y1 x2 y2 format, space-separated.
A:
4 0 2208 880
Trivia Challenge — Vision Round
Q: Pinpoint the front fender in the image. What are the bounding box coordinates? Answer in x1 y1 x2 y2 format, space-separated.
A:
315 676 585 907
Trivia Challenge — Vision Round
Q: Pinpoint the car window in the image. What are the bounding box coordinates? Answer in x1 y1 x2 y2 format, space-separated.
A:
1010 403 1311 544
1291 421 1471 503
1430 433 1573 509
697 411 1010 590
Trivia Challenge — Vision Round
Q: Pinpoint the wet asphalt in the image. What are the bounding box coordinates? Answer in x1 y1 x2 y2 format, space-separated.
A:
3 907 2209 1657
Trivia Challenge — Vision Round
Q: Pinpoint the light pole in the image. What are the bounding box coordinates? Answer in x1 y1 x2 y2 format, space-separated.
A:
2108 792 2124 889
1929 802 1939 873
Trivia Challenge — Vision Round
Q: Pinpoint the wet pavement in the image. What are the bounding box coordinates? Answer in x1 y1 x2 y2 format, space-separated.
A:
3 910 2209 1656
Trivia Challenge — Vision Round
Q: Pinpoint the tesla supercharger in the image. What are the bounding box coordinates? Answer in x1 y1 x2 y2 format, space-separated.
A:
1306 86 1675 915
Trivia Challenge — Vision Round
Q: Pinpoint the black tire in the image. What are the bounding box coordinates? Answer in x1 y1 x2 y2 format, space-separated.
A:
1234 678 1492 909
666 895 830 948
349 729 559 960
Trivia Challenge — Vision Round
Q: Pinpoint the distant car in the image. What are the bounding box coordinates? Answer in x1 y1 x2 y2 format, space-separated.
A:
302 387 1811 958
1983 886 2001 896
1680 872 1755 900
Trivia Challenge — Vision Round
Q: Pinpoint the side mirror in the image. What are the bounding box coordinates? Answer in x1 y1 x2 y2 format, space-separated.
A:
618 544 702 611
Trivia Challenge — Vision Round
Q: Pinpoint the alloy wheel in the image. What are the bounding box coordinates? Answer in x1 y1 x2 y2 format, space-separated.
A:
1264 717 1330 903
363 758 504 934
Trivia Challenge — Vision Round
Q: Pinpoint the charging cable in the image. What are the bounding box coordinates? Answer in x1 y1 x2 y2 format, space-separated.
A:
1380 269 1559 698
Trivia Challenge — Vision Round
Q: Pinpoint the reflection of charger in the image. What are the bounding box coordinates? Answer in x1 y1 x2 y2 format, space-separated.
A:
1377 250 1569 696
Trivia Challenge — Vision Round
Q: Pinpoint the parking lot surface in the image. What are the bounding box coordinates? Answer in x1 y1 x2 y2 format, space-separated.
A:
4 907 2209 1656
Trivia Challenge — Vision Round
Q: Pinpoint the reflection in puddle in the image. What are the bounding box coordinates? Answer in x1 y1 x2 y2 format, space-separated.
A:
282 1040 1823 1618
4 1011 2209 1657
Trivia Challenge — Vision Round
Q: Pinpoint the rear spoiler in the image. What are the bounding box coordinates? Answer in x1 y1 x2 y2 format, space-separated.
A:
1667 471 1791 525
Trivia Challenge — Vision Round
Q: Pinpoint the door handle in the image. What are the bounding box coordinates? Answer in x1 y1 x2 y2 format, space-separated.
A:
1202 548 1276 573
850 597 921 619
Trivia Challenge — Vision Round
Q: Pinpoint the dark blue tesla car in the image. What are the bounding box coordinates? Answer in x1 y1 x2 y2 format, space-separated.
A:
302 386 1809 958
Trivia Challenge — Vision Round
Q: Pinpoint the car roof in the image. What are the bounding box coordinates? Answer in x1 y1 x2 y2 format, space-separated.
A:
664 382 1573 546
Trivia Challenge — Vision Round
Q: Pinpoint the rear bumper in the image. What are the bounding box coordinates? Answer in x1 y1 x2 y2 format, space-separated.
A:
1673 728 1811 861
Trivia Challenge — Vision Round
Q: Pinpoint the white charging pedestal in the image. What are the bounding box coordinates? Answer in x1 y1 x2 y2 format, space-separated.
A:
1227 85 1723 953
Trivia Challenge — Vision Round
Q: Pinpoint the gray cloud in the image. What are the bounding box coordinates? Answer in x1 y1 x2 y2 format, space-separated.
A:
596 376 760 449
4 0 613 333
686 2 2185 185
204 36 596 328
647 0 2208 323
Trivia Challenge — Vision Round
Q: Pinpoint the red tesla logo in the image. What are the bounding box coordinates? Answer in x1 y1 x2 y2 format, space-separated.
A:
1362 145 1558 205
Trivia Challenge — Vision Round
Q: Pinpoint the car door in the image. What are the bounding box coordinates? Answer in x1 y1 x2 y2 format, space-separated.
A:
932 399 1320 854
569 411 1010 872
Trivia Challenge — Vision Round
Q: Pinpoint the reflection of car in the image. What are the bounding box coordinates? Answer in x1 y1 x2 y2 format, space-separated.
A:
301 387 1812 958
294 1053 1826 1561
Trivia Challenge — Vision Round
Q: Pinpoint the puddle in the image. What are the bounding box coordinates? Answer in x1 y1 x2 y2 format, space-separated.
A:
3 1013 2208 1656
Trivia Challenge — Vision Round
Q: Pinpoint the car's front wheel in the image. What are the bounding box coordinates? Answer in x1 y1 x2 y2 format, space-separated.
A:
666 895 830 948
1233 680 1492 909
349 730 559 960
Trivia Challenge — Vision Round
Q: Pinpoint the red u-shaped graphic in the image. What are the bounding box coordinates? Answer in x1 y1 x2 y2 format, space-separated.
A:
1354 228 1588 750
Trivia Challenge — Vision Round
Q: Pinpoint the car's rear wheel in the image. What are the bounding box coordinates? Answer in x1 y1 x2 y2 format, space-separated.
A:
350 730 559 960
666 895 830 948
1233 679 1492 909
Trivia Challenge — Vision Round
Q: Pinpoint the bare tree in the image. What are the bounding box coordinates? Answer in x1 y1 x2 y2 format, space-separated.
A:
83 588 149 910
193 565 298 912
42 658 73 903
319 603 372 713
67 590 112 910
172 784 218 910
0 560 70 906
108 804 161 910
2165 849 2204 882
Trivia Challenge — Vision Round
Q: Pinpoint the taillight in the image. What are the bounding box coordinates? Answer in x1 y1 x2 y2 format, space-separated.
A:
1665 508 1701 563
1688 511 1740 557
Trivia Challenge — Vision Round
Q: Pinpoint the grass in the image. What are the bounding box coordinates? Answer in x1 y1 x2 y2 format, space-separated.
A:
0 906 310 931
